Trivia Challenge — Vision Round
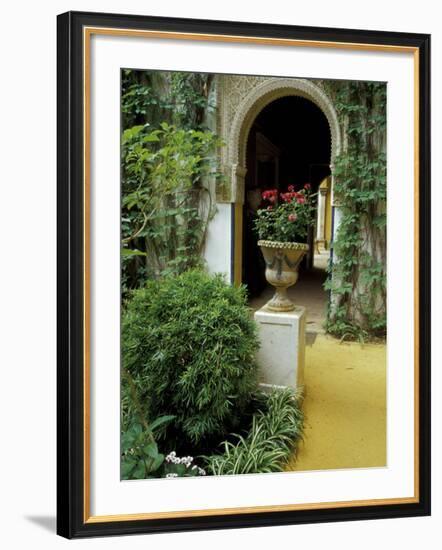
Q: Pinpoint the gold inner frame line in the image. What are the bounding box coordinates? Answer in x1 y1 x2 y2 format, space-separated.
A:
82 26 420 524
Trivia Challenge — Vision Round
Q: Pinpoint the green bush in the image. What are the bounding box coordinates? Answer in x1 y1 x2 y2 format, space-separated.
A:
121 415 175 480
121 417 208 480
204 388 304 475
122 270 260 449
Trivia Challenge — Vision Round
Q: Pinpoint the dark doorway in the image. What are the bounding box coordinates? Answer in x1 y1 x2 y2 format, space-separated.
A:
242 95 331 298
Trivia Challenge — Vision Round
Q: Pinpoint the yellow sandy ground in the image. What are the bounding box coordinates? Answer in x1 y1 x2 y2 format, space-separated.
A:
287 333 386 471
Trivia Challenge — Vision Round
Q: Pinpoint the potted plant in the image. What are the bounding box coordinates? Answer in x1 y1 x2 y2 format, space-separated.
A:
254 184 315 312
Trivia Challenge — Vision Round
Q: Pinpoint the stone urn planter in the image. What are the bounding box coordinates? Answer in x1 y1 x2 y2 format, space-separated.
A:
258 240 309 312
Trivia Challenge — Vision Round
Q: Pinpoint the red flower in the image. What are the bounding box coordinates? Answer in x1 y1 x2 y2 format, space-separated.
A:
288 185 295 192
281 189 305 203
262 189 278 203
288 213 297 222
297 196 306 204
262 189 277 198
304 183 311 190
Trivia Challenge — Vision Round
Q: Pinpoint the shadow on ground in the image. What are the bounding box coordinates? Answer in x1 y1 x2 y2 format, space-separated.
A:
25 515 56 533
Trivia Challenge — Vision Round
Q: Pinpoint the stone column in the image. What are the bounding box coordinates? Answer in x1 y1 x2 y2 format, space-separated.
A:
316 187 327 245
254 306 306 391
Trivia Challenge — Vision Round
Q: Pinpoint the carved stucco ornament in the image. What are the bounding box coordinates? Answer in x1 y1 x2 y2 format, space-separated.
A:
215 76 342 204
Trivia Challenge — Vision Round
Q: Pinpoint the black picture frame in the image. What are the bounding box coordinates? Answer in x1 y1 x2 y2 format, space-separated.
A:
57 10 431 539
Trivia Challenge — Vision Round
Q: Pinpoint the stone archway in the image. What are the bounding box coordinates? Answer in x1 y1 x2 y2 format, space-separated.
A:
216 76 341 285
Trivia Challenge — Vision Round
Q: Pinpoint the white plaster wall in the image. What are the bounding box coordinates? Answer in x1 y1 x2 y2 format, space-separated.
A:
202 77 233 279
203 203 232 280
332 206 342 243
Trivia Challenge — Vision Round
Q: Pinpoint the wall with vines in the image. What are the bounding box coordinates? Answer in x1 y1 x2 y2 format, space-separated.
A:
121 70 219 295
321 80 387 339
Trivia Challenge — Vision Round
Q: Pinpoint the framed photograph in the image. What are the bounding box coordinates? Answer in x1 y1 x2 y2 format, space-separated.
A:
57 11 431 539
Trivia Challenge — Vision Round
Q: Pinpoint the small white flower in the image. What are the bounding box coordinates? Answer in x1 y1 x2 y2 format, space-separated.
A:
166 473 178 479
165 451 177 463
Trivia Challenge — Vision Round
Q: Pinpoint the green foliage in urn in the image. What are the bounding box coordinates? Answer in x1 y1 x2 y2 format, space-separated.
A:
321 80 387 338
122 270 260 449
253 185 315 243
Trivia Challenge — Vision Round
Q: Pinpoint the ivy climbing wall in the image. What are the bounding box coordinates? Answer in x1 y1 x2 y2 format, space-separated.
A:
322 81 387 338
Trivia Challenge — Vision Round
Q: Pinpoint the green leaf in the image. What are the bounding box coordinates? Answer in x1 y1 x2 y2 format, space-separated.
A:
150 453 165 472
121 431 135 450
148 415 176 432
121 460 135 479
122 125 144 144
132 460 146 479
143 134 160 142
143 442 159 459
132 423 143 435
121 248 147 257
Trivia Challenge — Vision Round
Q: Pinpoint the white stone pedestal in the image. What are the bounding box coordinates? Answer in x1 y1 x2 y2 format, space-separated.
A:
254 306 306 390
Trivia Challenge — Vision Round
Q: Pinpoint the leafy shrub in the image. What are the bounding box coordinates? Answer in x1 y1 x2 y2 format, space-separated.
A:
121 122 222 292
204 388 304 475
121 415 175 479
121 418 206 480
122 270 260 449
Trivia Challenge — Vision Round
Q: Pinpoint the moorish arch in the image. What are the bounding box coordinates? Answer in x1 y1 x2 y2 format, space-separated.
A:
215 76 342 285
224 77 341 206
